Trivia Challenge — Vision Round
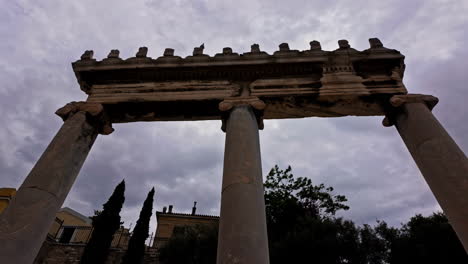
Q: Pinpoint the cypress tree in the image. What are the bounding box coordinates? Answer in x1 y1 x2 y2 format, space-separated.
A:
122 187 155 264
80 180 126 264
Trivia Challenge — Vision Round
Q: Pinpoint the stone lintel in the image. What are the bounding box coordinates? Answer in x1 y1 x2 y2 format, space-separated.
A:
71 40 407 123
56 102 114 135
383 94 439 127
72 39 404 95
219 97 265 132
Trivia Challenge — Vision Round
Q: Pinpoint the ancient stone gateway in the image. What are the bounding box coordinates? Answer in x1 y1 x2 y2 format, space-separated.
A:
1 39 467 263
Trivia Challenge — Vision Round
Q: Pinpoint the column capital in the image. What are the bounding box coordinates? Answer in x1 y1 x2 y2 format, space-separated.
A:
219 97 265 132
55 102 114 135
389 94 438 109
383 94 439 127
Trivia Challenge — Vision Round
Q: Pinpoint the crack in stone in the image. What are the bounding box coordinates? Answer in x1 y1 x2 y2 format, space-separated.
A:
221 181 260 194
26 186 59 199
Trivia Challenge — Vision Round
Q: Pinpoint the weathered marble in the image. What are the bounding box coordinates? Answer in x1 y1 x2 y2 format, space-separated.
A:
72 38 406 123
217 105 270 264
388 94 468 252
0 110 100 264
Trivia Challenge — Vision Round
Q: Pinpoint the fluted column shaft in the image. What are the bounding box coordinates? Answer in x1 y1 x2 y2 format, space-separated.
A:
390 96 468 252
0 106 104 264
217 105 270 264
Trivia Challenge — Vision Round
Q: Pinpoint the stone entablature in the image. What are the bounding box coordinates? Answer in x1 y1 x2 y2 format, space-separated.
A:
72 38 407 123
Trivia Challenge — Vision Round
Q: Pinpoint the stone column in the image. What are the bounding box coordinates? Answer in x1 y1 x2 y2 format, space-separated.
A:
384 94 468 252
0 102 113 264
217 98 270 264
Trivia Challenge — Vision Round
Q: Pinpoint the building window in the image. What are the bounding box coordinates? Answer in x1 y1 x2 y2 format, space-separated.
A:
59 227 75 243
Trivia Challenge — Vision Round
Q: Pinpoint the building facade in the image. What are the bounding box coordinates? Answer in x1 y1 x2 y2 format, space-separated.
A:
0 188 16 214
2 187 214 263
47 207 130 247
153 203 219 250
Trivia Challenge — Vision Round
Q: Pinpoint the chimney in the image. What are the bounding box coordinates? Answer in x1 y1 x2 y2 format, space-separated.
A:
162 206 167 213
168 205 173 213
191 201 197 215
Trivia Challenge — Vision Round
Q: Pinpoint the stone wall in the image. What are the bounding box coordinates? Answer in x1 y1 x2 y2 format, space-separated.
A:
34 240 159 264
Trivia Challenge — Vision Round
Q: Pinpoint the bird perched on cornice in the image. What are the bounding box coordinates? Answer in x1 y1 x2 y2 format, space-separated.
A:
193 43 205 56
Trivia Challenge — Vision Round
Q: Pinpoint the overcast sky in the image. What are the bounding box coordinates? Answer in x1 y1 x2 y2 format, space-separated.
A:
1 0 467 240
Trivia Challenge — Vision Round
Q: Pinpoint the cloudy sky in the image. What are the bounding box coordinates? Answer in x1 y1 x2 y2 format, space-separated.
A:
1 0 467 241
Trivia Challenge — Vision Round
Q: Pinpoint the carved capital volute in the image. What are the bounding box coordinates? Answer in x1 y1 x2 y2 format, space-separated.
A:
55 102 114 135
219 97 265 132
389 94 438 109
382 94 439 127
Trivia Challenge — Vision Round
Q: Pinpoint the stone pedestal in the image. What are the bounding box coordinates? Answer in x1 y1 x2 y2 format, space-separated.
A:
217 105 270 264
387 95 468 252
0 103 107 264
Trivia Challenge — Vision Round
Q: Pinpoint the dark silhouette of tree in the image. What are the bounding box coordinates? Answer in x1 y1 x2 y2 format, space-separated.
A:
357 223 388 263
89 210 102 225
375 212 468 264
122 187 155 264
159 224 218 264
265 165 360 264
80 180 125 264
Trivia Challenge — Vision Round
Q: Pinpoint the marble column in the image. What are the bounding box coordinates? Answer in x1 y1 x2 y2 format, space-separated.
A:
0 102 112 264
217 101 270 264
384 94 468 252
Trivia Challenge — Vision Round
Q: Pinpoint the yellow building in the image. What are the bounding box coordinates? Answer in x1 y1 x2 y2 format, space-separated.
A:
153 203 219 249
56 207 92 226
0 188 16 214
48 207 130 248
0 188 130 247
3 188 215 252
48 207 93 244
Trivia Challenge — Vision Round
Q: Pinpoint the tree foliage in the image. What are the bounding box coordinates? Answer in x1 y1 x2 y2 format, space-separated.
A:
159 224 218 264
374 213 468 264
265 165 360 263
122 187 155 264
80 180 125 264
265 165 349 220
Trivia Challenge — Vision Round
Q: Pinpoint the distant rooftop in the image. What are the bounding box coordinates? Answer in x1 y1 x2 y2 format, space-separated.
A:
59 207 92 225
157 203 219 219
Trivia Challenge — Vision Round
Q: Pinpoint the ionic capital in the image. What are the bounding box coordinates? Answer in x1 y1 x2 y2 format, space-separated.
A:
389 94 438 109
383 94 439 127
219 97 265 132
55 102 114 135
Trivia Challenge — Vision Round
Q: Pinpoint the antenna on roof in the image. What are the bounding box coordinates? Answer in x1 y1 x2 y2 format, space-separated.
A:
192 201 197 215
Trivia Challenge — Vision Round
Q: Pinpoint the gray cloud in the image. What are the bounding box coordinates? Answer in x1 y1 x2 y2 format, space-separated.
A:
1 0 467 238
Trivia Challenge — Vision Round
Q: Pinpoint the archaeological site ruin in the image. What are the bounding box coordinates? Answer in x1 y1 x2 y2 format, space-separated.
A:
1 38 467 263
